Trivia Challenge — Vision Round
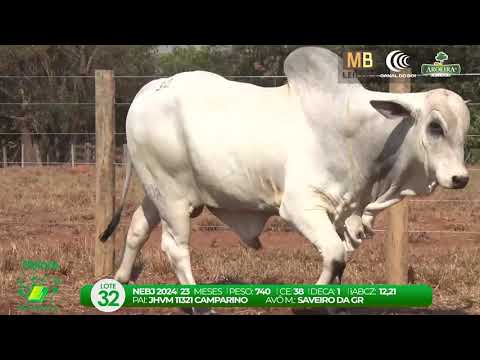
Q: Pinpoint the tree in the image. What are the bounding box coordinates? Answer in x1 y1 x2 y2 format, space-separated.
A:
435 51 449 64
2 45 480 165
0 45 160 164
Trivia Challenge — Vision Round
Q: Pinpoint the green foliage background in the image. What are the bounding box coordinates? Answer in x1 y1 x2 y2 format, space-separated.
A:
1 45 479 163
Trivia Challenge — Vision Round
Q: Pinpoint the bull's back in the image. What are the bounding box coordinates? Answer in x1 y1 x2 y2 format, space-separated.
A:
127 71 298 210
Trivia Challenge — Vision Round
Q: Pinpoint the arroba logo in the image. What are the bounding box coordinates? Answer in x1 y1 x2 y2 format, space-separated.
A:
386 50 411 72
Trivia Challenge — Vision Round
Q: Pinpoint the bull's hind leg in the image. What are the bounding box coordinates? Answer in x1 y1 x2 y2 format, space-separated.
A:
159 203 215 315
208 208 270 249
115 196 160 284
160 211 195 285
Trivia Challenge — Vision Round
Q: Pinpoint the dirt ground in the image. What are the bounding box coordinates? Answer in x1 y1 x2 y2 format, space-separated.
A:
1 166 479 315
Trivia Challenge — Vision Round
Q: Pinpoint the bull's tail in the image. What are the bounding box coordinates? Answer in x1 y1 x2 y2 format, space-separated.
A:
99 152 133 242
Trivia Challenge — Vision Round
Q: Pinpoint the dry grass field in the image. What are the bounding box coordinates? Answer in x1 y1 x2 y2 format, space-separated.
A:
1 165 479 315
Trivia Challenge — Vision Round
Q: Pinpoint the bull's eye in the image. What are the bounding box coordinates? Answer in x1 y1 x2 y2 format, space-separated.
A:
428 122 444 137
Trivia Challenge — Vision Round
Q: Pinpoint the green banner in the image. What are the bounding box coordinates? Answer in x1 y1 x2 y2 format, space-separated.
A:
421 63 461 76
81 284 432 309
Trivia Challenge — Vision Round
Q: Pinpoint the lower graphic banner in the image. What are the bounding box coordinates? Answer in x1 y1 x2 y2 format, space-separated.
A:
80 280 432 312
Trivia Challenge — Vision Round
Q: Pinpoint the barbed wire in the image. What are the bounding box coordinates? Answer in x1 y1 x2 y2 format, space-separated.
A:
0 102 96 105
0 132 119 135
0 75 283 79
0 221 479 237
0 75 97 78
409 199 480 202
1 73 480 78
2 162 126 166
3 132 480 137
3 133 480 137
373 230 480 235
1 102 480 107
0 102 130 105
4 162 480 172
370 230 480 235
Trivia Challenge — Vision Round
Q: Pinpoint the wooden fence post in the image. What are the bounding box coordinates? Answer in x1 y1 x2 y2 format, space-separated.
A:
85 142 92 163
123 144 128 165
2 145 6 168
71 143 75 168
385 68 411 284
95 70 116 277
21 142 24 168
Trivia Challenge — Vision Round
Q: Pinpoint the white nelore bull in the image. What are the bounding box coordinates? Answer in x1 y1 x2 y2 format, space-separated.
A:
100 47 470 301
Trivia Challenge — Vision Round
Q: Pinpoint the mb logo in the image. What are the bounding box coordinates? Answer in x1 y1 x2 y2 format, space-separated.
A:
342 51 374 78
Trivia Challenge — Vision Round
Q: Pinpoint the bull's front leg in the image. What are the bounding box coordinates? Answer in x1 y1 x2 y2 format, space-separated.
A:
342 212 372 254
280 195 347 285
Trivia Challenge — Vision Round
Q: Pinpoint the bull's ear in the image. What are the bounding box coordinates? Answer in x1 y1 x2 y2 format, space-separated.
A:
370 100 413 120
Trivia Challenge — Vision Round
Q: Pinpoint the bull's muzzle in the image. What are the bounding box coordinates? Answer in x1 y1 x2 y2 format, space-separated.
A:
451 175 469 189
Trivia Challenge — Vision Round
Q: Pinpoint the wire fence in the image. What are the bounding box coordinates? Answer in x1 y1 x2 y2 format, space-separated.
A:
1 223 479 236
1 75 480 238
1 73 480 78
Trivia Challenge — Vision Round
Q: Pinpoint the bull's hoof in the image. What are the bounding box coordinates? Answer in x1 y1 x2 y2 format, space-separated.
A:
240 236 262 250
184 307 217 315
114 272 131 284
114 278 131 285
326 307 349 315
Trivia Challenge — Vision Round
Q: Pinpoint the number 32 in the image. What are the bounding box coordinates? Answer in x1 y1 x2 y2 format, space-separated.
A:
98 290 120 306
